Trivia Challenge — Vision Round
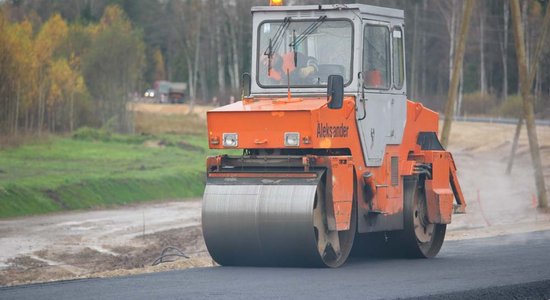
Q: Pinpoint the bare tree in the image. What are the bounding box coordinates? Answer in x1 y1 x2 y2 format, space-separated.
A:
499 1 509 103
441 0 475 148
509 0 548 209
479 2 487 95
506 1 550 175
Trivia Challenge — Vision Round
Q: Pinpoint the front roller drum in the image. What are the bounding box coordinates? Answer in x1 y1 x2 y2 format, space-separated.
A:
202 176 355 267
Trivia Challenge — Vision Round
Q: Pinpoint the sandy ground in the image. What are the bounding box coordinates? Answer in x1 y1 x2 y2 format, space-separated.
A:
445 121 550 238
0 201 211 286
1 116 549 287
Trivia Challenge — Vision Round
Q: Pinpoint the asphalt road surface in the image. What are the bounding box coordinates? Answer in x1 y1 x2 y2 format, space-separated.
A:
2 230 550 300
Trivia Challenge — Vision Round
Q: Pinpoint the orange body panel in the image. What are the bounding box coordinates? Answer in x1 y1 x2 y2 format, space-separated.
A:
206 96 466 232
449 153 467 213
423 151 454 224
357 101 441 220
208 97 357 150
329 157 354 231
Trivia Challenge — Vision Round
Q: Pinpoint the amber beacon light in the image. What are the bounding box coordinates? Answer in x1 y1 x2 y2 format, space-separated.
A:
270 0 283 6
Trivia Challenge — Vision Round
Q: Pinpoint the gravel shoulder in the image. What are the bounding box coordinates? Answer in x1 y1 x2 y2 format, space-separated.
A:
0 200 212 286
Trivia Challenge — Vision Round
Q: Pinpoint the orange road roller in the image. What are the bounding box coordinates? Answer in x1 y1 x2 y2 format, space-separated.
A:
202 3 467 267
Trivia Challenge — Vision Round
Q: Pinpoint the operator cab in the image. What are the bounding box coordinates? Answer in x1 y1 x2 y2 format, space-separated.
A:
250 4 407 167
250 4 406 97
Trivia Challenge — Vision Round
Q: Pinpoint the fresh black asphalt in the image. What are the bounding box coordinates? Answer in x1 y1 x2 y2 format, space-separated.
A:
2 230 550 300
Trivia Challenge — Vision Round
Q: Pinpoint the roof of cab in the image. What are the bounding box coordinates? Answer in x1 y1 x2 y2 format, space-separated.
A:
251 4 404 19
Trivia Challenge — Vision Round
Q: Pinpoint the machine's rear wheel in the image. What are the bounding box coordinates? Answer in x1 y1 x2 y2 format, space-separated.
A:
399 176 446 258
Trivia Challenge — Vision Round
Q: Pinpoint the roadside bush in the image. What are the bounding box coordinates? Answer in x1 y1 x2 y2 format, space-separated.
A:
535 96 550 119
461 92 498 115
72 127 112 142
72 126 168 145
492 95 523 118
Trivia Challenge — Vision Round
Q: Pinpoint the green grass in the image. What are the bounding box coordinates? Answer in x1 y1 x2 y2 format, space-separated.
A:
0 130 226 218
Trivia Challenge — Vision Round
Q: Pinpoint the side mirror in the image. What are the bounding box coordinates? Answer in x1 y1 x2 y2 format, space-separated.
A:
242 73 251 98
327 74 344 109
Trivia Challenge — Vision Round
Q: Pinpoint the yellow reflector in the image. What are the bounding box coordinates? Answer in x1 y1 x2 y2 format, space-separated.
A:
270 0 283 6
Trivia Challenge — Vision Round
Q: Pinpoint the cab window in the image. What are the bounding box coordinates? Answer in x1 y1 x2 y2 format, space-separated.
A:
363 24 390 89
392 26 404 89
257 19 353 87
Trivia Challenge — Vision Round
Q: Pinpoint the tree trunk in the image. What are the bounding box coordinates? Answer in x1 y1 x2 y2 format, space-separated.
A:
52 108 56 133
479 3 487 94
420 0 427 98
410 3 419 99
230 21 240 91
509 0 548 209
38 82 45 135
186 54 195 101
441 0 475 148
13 80 20 136
190 12 202 114
70 91 75 132
25 109 29 133
501 1 509 102
456 69 464 116
225 25 234 93
29 108 34 133
517 0 529 93
448 0 456 83
522 0 530 69
506 1 550 174
216 23 226 98
200 56 208 103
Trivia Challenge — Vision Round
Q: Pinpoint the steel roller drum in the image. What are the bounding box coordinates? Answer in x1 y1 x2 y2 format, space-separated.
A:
202 179 328 267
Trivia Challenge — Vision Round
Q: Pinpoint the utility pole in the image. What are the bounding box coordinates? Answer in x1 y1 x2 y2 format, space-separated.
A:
509 0 548 209
506 2 550 174
441 0 474 148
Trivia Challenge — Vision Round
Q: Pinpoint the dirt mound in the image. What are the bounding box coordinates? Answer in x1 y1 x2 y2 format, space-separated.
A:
0 225 211 287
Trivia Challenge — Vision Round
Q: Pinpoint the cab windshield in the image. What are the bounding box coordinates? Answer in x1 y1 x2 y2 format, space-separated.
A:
257 18 353 88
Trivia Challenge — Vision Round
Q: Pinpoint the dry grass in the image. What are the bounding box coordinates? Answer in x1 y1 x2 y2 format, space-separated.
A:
133 111 207 136
128 103 213 119
0 133 53 149
131 103 210 135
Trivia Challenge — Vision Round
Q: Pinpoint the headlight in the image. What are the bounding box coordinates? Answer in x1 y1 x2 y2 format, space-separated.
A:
223 133 238 147
284 132 300 147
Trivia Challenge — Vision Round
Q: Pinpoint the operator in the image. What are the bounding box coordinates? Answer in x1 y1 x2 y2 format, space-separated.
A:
364 68 383 88
263 51 318 84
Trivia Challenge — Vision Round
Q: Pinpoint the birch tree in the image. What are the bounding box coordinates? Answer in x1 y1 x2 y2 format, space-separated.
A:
34 14 68 134
83 5 145 132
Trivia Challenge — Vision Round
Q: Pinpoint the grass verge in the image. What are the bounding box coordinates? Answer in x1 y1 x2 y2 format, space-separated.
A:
0 128 216 218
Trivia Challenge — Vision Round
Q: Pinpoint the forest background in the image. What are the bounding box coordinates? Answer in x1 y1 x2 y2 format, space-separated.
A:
1 0 550 135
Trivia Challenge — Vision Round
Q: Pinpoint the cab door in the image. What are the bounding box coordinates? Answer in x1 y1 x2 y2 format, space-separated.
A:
356 21 407 167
